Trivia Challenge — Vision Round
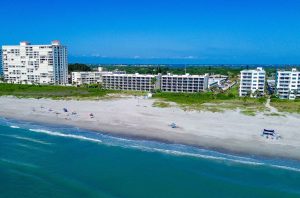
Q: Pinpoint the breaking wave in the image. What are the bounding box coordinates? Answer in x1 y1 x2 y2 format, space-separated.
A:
29 129 102 143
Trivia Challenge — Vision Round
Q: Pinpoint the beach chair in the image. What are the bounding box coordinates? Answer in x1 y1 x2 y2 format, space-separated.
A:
170 123 177 128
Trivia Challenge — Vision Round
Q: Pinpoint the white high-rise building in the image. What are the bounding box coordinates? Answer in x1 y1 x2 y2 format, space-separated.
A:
239 67 266 97
276 68 300 100
0 49 2 76
2 41 68 84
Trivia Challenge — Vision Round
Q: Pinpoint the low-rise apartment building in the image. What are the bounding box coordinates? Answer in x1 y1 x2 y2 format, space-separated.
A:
72 71 104 85
160 73 209 93
73 69 210 93
72 67 126 85
276 68 300 99
102 73 157 91
239 67 266 97
76 72 209 93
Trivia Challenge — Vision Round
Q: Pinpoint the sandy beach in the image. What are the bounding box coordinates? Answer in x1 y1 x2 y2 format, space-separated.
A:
0 96 300 160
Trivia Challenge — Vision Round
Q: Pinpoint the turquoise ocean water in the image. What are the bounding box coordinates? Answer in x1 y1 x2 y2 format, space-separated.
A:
0 117 300 198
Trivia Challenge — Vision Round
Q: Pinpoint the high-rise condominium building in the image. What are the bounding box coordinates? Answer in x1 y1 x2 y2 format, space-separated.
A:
276 68 300 100
239 67 266 97
0 49 2 76
2 41 68 84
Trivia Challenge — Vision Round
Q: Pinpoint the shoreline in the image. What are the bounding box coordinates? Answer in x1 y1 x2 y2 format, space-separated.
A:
2 115 300 168
1 96 300 161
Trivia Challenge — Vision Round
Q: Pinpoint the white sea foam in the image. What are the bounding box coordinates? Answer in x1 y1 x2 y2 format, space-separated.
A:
107 136 132 142
14 143 52 153
29 129 102 143
10 135 52 145
129 145 265 166
270 165 300 172
147 147 300 171
85 140 295 171
10 125 20 129
0 158 39 169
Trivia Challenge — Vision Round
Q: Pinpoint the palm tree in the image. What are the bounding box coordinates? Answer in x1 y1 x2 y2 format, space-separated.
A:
97 82 103 90
253 89 261 98
151 77 157 93
242 90 251 103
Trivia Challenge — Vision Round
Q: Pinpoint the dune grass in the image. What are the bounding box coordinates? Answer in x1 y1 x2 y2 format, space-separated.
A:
153 86 267 114
0 83 143 99
264 112 285 117
270 98 300 114
2 83 299 115
152 101 172 108
240 110 256 116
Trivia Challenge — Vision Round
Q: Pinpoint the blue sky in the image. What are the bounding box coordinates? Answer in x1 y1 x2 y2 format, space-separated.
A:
1 0 300 64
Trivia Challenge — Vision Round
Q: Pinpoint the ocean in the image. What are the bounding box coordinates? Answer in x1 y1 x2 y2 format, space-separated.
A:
0 117 300 198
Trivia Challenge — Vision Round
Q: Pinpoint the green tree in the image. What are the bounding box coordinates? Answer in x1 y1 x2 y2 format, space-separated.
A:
68 63 92 73
253 89 261 98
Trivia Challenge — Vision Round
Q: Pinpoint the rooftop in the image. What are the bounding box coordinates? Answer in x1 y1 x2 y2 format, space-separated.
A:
163 73 209 77
277 68 299 72
241 67 265 73
102 73 156 77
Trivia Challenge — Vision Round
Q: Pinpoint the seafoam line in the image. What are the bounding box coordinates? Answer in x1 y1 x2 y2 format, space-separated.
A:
10 125 20 129
9 135 52 145
0 158 39 169
29 129 102 143
14 143 53 153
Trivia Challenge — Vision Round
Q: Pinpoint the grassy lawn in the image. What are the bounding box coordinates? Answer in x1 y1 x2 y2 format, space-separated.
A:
270 98 300 114
0 83 144 99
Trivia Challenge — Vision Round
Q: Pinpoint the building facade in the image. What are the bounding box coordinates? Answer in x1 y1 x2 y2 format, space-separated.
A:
75 71 210 93
276 68 300 100
72 71 104 85
0 49 2 76
102 73 157 91
208 75 228 89
160 73 209 93
239 67 266 97
2 41 68 84
72 67 126 85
